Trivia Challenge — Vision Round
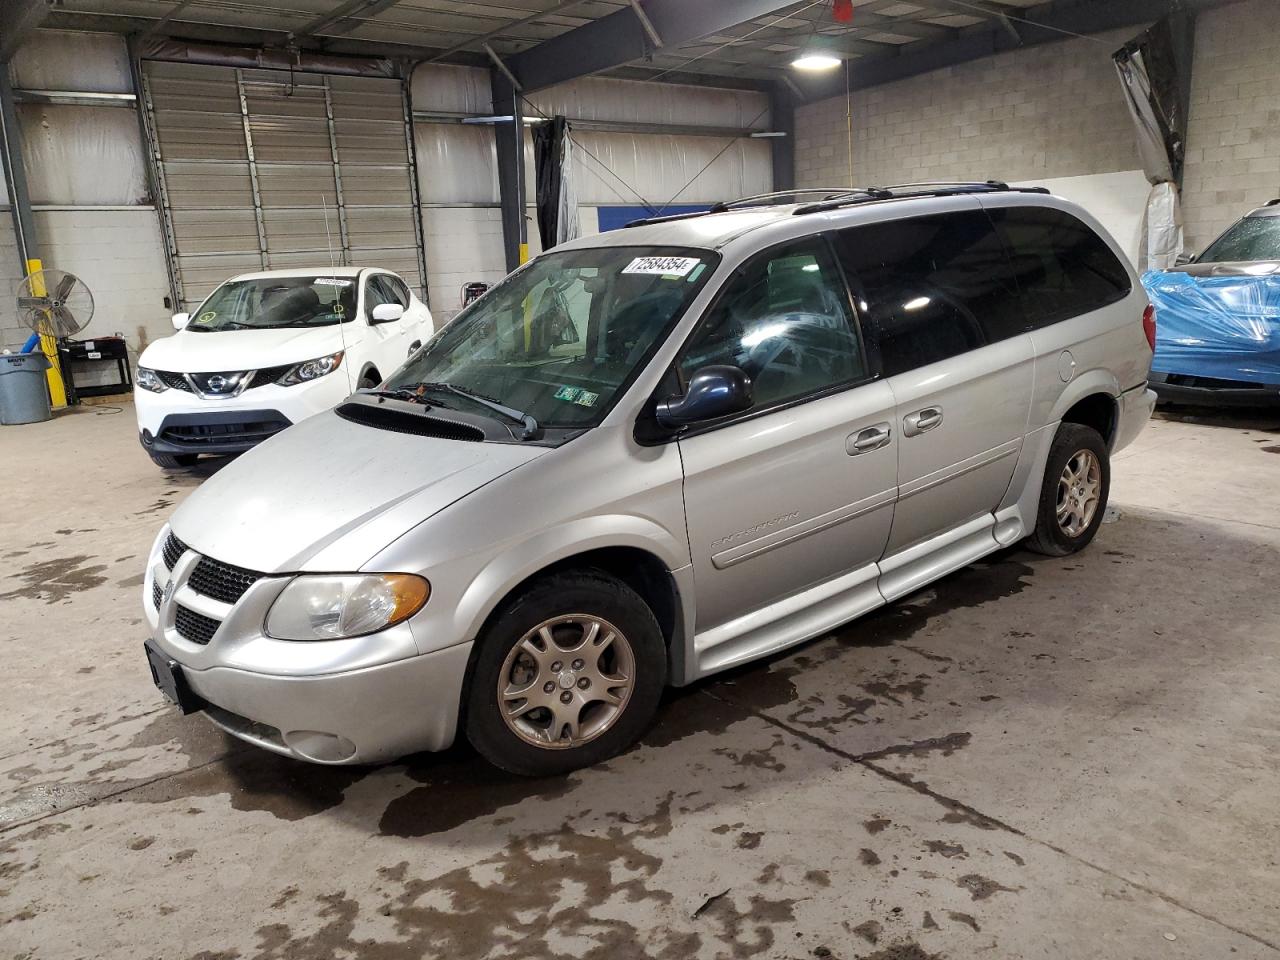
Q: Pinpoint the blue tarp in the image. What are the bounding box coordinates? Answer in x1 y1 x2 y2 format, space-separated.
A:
1142 269 1280 385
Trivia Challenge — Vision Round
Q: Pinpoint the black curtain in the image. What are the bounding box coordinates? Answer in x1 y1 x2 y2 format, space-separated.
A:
533 115 570 251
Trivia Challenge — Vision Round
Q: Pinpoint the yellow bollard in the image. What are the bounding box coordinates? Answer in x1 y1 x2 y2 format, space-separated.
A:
26 259 67 408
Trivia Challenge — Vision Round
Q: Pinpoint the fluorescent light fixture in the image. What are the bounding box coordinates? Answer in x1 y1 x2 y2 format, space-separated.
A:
792 53 842 71
903 296 931 311
460 115 544 125
802 263 820 272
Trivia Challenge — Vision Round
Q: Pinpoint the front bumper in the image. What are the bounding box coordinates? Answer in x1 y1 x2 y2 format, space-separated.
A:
178 643 471 764
140 409 292 456
143 526 471 764
134 374 350 455
1149 371 1280 407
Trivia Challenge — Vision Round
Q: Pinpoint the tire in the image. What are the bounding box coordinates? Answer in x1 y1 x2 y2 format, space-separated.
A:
148 451 198 469
1024 423 1110 557
465 569 667 776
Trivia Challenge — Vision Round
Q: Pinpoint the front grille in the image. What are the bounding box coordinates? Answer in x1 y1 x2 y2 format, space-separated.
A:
159 417 290 447
151 579 163 609
162 532 188 570
189 555 263 605
175 605 220 645
156 370 194 392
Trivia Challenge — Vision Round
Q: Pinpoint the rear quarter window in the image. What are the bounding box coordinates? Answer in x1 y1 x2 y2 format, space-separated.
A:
834 210 1023 378
987 205 1131 328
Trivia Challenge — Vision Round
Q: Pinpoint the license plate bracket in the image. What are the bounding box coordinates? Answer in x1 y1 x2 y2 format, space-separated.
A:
143 640 203 714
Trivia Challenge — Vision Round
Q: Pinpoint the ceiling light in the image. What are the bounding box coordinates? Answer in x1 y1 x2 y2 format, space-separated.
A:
792 53 842 71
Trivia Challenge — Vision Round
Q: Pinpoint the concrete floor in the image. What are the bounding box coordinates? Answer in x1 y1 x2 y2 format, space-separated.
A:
2 402 1279 960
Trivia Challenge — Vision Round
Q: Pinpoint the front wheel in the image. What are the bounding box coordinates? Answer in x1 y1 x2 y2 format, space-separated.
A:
465 570 666 776
1024 423 1110 556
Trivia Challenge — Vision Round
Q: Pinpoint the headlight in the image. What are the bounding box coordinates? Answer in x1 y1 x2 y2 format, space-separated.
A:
277 351 344 386
136 366 167 393
265 573 429 641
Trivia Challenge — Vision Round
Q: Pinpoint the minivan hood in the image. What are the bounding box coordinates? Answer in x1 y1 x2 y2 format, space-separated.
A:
169 411 547 572
140 325 357 372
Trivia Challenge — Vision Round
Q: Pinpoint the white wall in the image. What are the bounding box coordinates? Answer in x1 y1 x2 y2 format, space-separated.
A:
2 30 171 369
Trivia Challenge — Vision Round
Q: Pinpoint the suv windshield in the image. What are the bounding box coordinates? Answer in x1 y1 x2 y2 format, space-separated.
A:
1199 215 1280 263
187 276 358 332
383 246 717 429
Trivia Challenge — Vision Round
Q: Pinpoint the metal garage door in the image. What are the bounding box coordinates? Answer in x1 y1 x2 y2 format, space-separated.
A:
139 60 426 311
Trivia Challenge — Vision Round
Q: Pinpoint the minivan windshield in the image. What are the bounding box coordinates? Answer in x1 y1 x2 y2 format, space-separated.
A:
383 246 718 429
186 276 358 332
1199 215 1280 263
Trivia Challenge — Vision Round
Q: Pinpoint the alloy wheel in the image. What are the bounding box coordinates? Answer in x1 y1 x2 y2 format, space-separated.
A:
1056 448 1102 538
497 615 635 750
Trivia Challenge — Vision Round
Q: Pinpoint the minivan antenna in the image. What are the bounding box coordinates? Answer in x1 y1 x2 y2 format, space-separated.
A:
322 196 354 393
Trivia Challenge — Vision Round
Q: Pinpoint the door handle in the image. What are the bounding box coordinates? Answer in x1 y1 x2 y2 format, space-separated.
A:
846 422 892 456
903 406 943 437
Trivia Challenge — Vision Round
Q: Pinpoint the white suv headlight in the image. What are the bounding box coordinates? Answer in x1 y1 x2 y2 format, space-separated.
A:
265 573 429 641
277 351 344 386
137 366 167 393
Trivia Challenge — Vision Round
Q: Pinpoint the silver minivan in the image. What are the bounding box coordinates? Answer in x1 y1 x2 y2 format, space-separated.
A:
142 183 1156 775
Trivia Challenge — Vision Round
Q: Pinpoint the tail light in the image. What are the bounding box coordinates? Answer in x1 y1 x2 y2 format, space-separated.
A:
1142 303 1156 352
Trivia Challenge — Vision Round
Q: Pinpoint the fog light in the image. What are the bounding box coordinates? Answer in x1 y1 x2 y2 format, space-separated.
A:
283 730 356 762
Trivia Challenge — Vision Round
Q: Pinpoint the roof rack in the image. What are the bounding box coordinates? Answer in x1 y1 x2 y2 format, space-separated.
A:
622 188 867 228
623 180 1051 229
793 180 1049 215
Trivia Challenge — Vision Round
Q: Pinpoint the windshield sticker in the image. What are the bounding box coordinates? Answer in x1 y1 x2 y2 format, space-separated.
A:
686 262 707 283
622 256 701 277
574 390 599 407
197 311 217 323
313 278 353 287
554 385 582 402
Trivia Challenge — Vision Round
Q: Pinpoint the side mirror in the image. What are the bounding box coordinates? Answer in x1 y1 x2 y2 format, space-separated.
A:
172 312 190 330
371 303 405 323
656 365 753 428
1174 252 1194 266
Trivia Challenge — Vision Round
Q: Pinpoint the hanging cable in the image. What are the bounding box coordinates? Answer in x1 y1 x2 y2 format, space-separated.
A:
654 104 772 214
845 57 853 188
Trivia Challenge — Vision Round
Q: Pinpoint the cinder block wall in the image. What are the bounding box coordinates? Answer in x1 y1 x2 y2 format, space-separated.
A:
795 28 1141 189
795 0 1280 256
1181 0 1280 250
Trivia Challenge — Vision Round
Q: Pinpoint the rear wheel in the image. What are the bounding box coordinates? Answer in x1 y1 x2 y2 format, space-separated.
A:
358 368 381 389
148 451 198 469
1025 423 1109 556
465 570 666 776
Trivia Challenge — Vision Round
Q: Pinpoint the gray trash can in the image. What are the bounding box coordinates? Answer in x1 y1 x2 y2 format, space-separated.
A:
0 352 53 425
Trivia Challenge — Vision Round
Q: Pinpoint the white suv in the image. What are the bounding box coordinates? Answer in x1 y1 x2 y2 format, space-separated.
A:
134 267 433 468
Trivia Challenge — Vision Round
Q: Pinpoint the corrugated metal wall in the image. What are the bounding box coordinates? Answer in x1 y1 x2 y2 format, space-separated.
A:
140 61 425 311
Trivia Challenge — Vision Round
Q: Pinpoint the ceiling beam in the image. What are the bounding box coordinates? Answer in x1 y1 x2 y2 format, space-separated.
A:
795 0 1238 102
0 0 52 63
502 0 815 93
290 0 405 41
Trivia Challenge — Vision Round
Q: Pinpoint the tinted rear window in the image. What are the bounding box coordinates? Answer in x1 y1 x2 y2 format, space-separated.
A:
987 206 1130 327
834 210 1022 377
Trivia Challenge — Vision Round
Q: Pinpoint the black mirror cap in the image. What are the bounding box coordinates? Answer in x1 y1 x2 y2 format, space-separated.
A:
655 364 753 428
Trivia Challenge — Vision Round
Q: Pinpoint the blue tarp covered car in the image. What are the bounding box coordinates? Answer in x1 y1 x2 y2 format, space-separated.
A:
1142 201 1280 405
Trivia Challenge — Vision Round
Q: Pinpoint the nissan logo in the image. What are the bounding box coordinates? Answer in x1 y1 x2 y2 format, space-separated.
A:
206 375 229 392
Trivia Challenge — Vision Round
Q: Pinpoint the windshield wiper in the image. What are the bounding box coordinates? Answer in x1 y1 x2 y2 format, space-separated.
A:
410 381 540 440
